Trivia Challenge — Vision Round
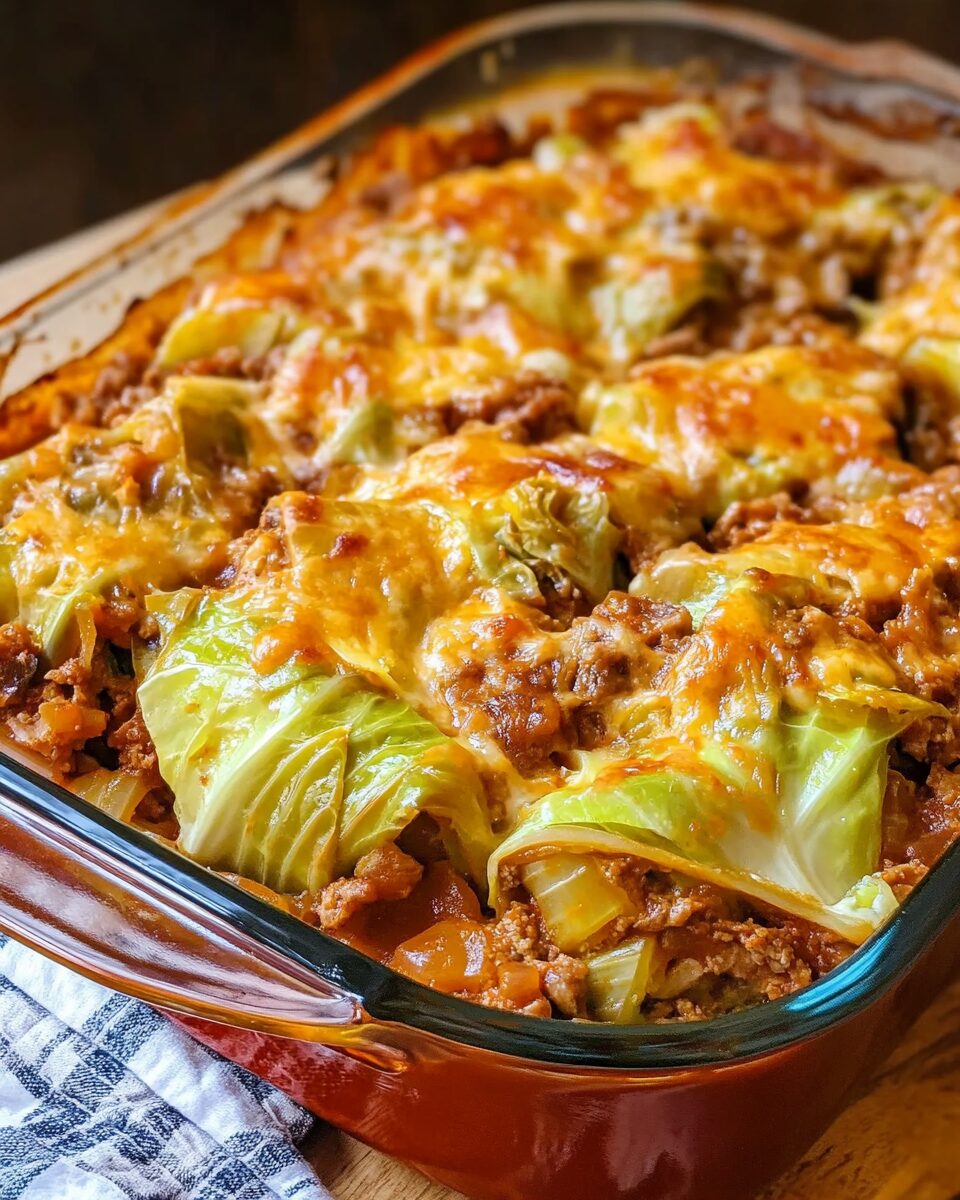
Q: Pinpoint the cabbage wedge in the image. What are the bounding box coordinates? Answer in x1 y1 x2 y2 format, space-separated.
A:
245 492 478 701
0 376 287 664
240 471 642 706
491 584 936 942
155 276 307 368
138 589 495 894
346 428 696 607
580 344 902 519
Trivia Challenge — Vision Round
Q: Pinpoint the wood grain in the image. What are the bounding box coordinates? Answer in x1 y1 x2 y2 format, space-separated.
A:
303 977 960 1200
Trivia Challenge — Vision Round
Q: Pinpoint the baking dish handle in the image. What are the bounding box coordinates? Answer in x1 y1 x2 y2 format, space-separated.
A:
0 765 375 1047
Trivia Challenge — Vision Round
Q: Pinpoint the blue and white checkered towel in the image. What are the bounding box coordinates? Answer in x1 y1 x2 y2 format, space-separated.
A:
0 933 330 1200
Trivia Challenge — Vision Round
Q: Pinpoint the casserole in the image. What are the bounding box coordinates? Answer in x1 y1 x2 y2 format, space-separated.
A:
3 4 960 1196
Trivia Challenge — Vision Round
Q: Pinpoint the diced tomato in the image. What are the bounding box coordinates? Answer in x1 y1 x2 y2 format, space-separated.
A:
495 960 543 1008
38 700 107 740
389 918 495 994
338 861 482 962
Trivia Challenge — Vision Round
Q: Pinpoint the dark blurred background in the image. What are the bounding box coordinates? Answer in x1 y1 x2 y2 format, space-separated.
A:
2 0 958 263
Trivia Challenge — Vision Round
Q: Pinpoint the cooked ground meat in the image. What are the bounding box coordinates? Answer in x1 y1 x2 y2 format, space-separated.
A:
446 652 571 774
9 82 960 1030
491 900 547 961
315 843 424 931
539 956 589 1018
2 641 137 776
885 762 960 871
430 592 691 772
708 492 812 550
108 707 162 788
91 352 150 412
568 592 693 700
52 351 153 429
445 376 577 443
600 861 733 934
882 565 960 704
485 902 588 1017
646 919 818 1018
0 624 40 708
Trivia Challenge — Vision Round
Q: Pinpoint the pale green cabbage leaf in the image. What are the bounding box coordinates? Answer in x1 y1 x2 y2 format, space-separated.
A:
0 376 286 664
138 590 495 894
490 584 936 941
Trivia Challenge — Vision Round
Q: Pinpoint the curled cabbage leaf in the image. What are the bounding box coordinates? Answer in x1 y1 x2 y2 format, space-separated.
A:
346 429 695 609
582 344 902 519
589 254 724 364
155 277 306 368
0 376 286 664
244 475 623 705
490 584 935 941
138 589 495 894
480 476 622 606
490 717 906 942
632 498 960 629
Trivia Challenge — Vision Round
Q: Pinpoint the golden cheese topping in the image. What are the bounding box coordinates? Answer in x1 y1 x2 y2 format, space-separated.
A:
581 342 903 518
6 85 960 1022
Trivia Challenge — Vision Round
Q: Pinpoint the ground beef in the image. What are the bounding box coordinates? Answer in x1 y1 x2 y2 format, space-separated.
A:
431 592 692 772
91 352 149 408
2 641 137 776
491 900 547 962
883 565 960 700
540 956 589 1017
315 844 423 931
448 653 571 773
708 492 812 550
899 713 960 766
706 303 855 355
142 343 286 390
0 624 40 708
472 882 854 1023
445 377 577 443
6 698 107 773
646 918 821 1019
52 352 153 430
568 593 693 702
108 707 162 788
880 859 928 900
886 762 960 870
882 768 923 866
485 901 587 1018
485 873 842 1022
600 862 733 934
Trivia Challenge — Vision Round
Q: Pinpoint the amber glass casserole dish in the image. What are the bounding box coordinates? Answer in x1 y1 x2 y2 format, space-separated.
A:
3 5 960 1197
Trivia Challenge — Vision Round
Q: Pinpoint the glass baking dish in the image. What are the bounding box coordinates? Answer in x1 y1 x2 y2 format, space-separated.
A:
3 6 960 1197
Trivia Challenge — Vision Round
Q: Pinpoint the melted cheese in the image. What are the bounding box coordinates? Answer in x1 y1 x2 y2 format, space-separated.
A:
583 343 903 517
6 87 960 951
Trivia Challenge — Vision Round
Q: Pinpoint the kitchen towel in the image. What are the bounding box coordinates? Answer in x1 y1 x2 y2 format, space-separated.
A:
0 932 330 1200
